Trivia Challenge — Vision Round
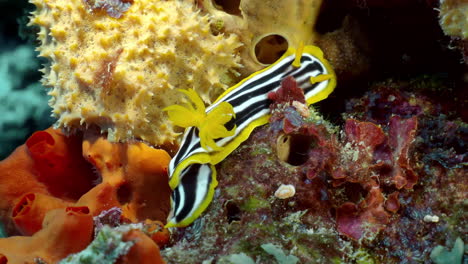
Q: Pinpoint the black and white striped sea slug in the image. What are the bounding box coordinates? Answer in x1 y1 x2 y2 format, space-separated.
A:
164 44 336 227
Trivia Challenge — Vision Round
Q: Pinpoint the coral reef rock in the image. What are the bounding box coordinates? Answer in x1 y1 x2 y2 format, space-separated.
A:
162 79 466 263
29 0 242 147
438 0 468 64
439 0 468 39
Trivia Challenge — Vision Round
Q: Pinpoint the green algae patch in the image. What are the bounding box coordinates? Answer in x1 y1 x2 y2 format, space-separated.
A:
240 196 271 212
59 225 134 264
352 249 376 264
250 146 272 156
430 237 464 264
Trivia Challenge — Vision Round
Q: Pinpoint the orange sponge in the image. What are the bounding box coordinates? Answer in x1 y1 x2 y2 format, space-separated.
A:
0 144 49 234
117 229 166 264
26 128 96 200
0 127 97 234
12 192 71 235
0 206 93 263
82 132 172 223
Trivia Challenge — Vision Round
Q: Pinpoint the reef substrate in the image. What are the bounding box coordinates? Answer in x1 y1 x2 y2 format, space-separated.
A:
162 77 467 264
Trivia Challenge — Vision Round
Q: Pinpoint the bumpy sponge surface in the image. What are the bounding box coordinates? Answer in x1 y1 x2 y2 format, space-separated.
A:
29 0 241 146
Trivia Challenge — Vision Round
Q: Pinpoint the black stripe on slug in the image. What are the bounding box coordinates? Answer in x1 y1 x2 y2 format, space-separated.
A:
173 163 213 223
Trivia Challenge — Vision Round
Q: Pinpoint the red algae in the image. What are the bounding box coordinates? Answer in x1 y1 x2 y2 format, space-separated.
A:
336 185 390 241
268 76 306 105
388 116 418 189
384 191 400 213
345 119 386 147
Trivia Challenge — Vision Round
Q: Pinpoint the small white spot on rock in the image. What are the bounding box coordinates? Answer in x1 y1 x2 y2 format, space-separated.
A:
423 214 439 223
274 184 296 199
292 101 310 118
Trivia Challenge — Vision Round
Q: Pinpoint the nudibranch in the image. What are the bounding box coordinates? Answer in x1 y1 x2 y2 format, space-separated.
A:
164 45 336 227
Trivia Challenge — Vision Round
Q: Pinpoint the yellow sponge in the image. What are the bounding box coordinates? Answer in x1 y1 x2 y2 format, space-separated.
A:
29 0 242 147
